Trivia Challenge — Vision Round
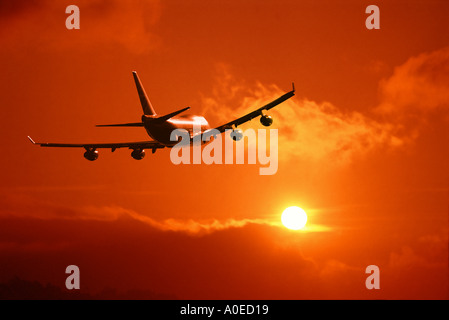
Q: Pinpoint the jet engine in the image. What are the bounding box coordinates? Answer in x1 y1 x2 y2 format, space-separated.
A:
260 115 273 127
84 149 99 161
131 149 145 160
230 129 243 141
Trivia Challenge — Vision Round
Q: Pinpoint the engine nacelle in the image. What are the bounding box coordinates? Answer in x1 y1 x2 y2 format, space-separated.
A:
260 115 273 127
131 149 145 160
230 129 243 141
84 150 99 161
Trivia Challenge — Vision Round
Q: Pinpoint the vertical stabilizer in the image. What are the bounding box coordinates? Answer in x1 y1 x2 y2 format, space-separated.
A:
132 71 157 116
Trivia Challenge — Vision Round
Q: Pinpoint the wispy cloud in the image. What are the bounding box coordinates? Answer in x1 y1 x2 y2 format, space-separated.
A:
202 48 449 165
80 205 332 235
377 46 449 117
201 65 404 165
0 193 331 236
85 205 275 234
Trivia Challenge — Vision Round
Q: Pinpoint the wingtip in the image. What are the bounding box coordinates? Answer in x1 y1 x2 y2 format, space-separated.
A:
27 136 36 144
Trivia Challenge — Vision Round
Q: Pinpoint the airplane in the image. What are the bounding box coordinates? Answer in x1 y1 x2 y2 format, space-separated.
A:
28 71 295 161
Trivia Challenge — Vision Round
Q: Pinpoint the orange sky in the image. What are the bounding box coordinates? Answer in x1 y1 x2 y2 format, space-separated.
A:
0 0 448 299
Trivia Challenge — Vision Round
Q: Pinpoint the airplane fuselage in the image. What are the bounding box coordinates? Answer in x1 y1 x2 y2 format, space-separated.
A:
142 114 210 146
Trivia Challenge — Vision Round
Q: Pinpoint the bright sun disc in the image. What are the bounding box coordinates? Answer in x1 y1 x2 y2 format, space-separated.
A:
281 206 307 230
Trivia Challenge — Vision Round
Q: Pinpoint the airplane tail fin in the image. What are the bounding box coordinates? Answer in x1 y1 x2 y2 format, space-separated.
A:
96 72 190 127
132 71 157 116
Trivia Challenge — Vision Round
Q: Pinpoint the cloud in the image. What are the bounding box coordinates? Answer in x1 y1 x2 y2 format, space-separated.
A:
0 0 162 54
202 47 449 164
0 277 176 299
0 193 264 234
200 65 404 165
56 204 331 235
319 259 359 278
377 46 449 116
0 196 445 299
0 193 331 236
85 205 277 235
0 0 44 18
0 241 69 253
388 246 426 270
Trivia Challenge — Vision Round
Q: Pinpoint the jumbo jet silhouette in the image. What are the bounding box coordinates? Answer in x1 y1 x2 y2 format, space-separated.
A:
28 71 295 160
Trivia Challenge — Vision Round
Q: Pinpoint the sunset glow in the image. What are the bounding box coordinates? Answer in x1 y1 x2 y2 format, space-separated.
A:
0 0 447 300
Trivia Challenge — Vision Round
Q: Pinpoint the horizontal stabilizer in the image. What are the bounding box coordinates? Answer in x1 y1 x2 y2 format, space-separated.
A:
155 106 190 121
96 122 144 127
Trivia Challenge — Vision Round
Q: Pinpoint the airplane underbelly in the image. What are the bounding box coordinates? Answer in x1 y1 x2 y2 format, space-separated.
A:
145 122 178 146
144 115 210 146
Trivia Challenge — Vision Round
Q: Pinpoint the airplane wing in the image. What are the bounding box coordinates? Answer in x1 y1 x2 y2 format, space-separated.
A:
27 136 165 152
213 83 295 133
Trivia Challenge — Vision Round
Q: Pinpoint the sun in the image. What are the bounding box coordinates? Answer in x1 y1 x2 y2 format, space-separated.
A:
281 206 308 230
